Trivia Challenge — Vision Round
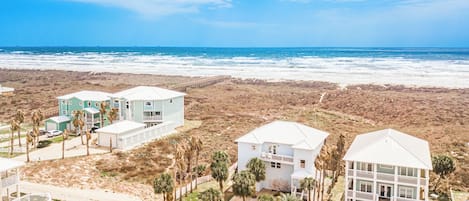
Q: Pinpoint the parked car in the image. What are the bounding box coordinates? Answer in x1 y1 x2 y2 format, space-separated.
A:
47 130 63 138
89 126 99 133
29 129 49 136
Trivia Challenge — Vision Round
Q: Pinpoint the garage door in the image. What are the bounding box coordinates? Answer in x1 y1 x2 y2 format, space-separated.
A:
46 122 57 131
98 133 117 148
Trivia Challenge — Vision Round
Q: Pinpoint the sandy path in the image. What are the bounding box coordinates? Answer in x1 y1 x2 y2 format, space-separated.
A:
19 181 141 201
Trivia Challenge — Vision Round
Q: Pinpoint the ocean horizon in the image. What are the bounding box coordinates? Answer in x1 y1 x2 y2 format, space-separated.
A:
1 47 468 88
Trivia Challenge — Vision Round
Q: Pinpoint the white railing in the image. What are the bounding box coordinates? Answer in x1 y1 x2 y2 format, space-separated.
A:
260 152 294 164
398 175 418 185
1 174 19 188
143 115 163 121
355 191 374 200
356 170 374 179
117 121 176 150
396 196 417 201
377 172 395 181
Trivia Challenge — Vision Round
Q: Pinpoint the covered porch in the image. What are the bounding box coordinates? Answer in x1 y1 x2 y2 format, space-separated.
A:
290 169 317 200
83 107 101 129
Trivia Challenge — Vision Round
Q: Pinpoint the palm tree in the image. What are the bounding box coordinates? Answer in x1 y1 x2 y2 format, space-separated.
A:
184 138 194 193
85 131 91 156
210 151 230 194
198 188 223 201
14 110 24 147
72 110 84 145
246 157 266 192
278 193 301 201
191 136 203 189
154 173 174 201
186 136 203 192
30 110 44 147
99 101 107 128
318 145 330 201
107 108 118 124
232 170 256 201
300 177 316 201
314 156 320 201
26 129 34 162
62 129 70 159
9 119 19 156
334 134 345 181
175 143 186 201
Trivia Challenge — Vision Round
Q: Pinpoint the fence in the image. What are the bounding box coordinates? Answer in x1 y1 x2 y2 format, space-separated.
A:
170 76 231 92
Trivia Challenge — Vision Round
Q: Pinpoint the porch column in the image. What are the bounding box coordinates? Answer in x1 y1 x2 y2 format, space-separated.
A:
16 168 19 199
345 161 349 201
416 169 421 200
373 164 377 201
353 161 357 200
394 166 398 201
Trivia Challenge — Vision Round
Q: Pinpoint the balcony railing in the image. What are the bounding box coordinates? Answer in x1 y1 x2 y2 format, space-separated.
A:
377 172 395 182
396 196 417 201
143 115 162 121
398 175 418 185
1 174 19 188
348 169 353 176
356 170 374 179
355 191 374 200
260 152 294 164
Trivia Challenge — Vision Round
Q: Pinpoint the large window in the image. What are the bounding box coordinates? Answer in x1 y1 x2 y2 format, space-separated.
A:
300 160 305 168
268 145 278 154
359 181 372 193
270 162 281 169
399 186 415 199
357 162 373 172
399 167 417 177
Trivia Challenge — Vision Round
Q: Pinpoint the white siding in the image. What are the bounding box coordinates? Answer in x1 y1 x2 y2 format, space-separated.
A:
237 142 262 171
265 163 294 191
162 96 184 127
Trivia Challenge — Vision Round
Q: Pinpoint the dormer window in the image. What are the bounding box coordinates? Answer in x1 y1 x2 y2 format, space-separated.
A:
145 101 152 106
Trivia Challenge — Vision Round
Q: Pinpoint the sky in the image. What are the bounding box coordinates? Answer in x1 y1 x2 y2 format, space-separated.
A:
0 0 469 47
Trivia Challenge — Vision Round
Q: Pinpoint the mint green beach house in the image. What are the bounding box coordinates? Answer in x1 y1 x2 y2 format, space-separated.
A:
45 91 111 131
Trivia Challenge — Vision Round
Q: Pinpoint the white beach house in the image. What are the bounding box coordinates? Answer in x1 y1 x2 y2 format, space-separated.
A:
235 120 329 195
110 86 186 128
343 129 432 201
0 157 24 200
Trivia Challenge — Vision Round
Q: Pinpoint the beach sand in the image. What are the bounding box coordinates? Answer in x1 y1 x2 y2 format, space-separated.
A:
0 69 468 200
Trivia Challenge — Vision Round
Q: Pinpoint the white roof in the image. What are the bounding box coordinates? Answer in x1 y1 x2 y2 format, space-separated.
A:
57 91 111 101
0 157 24 172
291 169 314 179
235 120 329 150
83 107 100 114
0 86 14 93
96 120 145 134
343 129 432 170
112 86 186 101
48 116 71 123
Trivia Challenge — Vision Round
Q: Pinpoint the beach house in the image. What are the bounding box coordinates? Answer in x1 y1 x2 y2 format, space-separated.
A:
1 157 24 200
110 86 186 128
45 91 111 131
235 120 329 196
343 129 432 201
0 84 14 96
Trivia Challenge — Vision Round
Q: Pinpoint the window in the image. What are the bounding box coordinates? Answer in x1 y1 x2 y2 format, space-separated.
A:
145 101 152 106
95 102 99 107
359 181 372 193
126 101 129 109
399 167 416 177
251 145 256 150
399 186 414 199
62 110 67 115
276 163 281 168
357 162 373 172
349 161 354 169
170 99 173 103
300 160 305 168
269 145 278 154
79 102 83 106
87 102 91 107
348 180 353 190
271 162 276 168
61 100 66 104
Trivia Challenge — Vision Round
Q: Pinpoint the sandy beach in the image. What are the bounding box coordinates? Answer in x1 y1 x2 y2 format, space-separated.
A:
0 69 468 200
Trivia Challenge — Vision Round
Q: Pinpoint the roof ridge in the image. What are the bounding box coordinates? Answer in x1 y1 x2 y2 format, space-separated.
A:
386 130 430 169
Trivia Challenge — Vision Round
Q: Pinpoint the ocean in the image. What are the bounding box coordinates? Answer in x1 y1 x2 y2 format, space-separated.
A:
0 47 468 88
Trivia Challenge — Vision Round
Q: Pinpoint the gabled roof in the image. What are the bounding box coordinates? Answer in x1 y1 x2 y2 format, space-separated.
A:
343 129 432 170
96 120 145 134
112 86 186 101
48 116 71 123
235 120 329 150
57 91 111 102
0 157 24 172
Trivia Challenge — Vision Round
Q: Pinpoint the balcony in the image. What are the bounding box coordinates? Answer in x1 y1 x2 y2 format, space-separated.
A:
356 170 374 179
355 191 374 200
260 152 294 164
377 172 395 182
398 175 418 185
396 197 418 201
1 173 19 188
143 115 162 121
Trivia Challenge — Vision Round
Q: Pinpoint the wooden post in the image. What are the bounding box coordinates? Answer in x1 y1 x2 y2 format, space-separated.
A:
109 137 112 153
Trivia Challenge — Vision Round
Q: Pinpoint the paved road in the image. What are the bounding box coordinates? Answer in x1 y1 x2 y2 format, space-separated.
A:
19 181 142 201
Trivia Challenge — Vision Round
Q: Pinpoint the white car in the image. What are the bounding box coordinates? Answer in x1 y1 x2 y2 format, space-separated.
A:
47 130 63 138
